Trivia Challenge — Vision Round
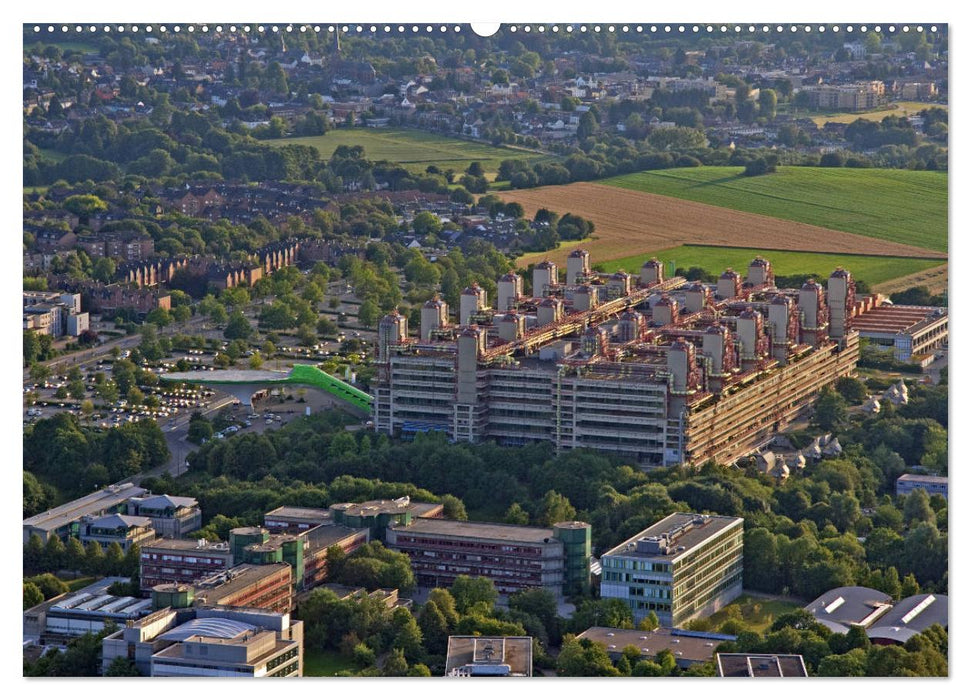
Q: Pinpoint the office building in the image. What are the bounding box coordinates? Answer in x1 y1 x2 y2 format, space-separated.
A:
850 297 948 362
140 538 235 591
373 254 859 467
151 563 293 614
386 518 591 595
127 495 202 539
22 291 89 338
896 474 948 500
102 606 302 677
79 513 156 552
600 512 744 627
445 636 533 677
329 497 445 540
23 482 147 544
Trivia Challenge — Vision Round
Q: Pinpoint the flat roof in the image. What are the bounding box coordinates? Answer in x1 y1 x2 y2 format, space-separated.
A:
264 506 333 522
24 483 148 534
142 538 233 554
390 518 559 544
897 474 948 484
445 636 533 677
330 498 443 518
162 369 289 383
193 564 291 606
577 626 735 665
601 512 743 561
716 653 808 677
853 305 946 334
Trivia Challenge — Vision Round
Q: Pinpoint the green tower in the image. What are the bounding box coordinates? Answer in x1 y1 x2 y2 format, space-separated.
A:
151 583 194 611
554 521 592 596
230 526 269 565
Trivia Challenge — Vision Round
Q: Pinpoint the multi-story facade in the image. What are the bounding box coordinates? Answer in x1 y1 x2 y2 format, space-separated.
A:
152 563 294 614
79 513 156 552
896 474 948 500
102 607 302 677
22 291 89 338
800 81 886 111
374 255 860 467
385 519 591 595
127 495 202 539
850 299 948 362
140 538 235 591
23 483 148 543
600 512 744 627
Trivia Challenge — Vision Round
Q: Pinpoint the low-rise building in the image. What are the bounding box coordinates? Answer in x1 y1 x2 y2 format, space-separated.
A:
851 300 948 362
896 474 948 500
329 497 445 541
23 482 148 544
79 513 156 552
445 636 533 677
805 586 947 645
577 626 736 668
102 606 302 677
24 577 153 646
600 513 744 627
23 291 89 338
716 653 809 677
140 538 235 591
128 494 202 539
386 518 591 595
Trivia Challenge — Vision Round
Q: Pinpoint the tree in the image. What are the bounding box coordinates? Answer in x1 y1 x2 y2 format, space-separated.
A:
26 573 69 600
24 533 45 572
83 541 105 575
64 537 86 573
357 299 379 328
557 636 620 677
537 490 576 526
352 643 376 669
504 503 530 525
104 542 126 576
390 607 424 663
412 211 442 238
249 352 265 370
427 588 460 627
903 489 935 527
24 582 44 610
224 311 254 340
813 387 848 432
639 611 660 631
417 601 450 655
103 657 141 676
42 535 66 572
450 575 498 614
758 88 778 120
383 648 409 676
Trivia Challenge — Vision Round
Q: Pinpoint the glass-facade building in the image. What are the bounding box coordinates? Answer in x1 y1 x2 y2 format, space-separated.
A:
600 513 744 627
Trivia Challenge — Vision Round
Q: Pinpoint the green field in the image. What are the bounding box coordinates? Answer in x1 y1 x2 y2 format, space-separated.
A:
701 595 805 635
303 648 357 677
600 166 947 253
601 244 943 287
270 128 549 176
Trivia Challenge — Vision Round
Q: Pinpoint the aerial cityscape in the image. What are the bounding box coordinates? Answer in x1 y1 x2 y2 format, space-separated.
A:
22 21 948 679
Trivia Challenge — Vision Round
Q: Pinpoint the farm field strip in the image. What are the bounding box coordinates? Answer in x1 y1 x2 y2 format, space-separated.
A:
511 181 945 270
271 128 548 175
599 245 945 288
599 166 947 252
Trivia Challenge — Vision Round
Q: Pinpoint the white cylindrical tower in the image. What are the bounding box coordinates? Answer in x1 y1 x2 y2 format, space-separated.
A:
827 268 852 339
377 309 408 362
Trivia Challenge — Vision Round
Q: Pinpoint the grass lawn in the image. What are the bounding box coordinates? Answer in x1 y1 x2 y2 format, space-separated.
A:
303 648 358 677
600 244 943 288
800 101 946 127
701 595 805 636
600 166 947 253
270 127 550 177
63 576 98 592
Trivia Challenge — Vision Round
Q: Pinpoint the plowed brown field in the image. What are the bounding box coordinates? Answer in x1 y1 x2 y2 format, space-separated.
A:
509 183 946 268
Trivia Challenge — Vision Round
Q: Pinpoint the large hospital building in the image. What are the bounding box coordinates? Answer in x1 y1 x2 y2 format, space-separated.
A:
373 252 861 467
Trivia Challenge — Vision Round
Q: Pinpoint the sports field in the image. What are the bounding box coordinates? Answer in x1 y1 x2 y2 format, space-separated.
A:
271 128 548 177
599 245 944 288
599 166 947 252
